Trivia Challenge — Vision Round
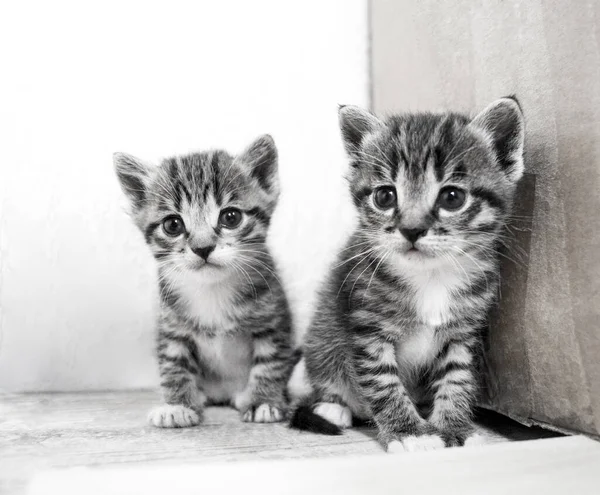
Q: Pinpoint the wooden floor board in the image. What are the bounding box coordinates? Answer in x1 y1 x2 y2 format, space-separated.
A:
0 391 574 494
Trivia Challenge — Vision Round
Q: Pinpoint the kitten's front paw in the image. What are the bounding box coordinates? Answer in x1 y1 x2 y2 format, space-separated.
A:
384 426 445 453
241 404 285 423
438 425 475 447
398 434 445 452
386 434 445 453
148 404 202 428
464 432 489 447
387 440 407 453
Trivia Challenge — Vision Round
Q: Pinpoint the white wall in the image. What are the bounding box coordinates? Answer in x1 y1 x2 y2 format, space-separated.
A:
0 0 369 391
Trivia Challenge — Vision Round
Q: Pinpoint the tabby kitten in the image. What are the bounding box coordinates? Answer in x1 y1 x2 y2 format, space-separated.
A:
291 98 525 452
114 135 294 427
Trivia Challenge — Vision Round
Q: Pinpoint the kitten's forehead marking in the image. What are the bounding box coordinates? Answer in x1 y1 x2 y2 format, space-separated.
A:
184 192 220 246
393 147 440 226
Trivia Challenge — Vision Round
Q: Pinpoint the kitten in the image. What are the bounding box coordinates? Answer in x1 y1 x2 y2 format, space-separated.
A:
114 135 294 427
291 98 524 452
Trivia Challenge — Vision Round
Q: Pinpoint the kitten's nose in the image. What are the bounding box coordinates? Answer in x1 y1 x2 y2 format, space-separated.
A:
400 228 427 244
191 245 216 261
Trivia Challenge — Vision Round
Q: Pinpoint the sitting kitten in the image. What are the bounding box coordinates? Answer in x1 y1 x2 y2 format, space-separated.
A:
291 98 524 451
114 135 294 427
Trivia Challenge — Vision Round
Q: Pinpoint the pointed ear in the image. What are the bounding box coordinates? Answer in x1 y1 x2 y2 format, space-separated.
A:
113 152 151 210
338 105 383 157
238 134 278 193
470 96 525 183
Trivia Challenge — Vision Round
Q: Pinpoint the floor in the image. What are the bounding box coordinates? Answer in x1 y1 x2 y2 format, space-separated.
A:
0 391 595 494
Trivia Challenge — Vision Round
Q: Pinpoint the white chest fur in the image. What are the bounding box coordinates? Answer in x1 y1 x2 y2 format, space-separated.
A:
413 278 453 327
405 263 468 327
396 324 438 371
175 271 239 330
195 333 252 378
394 258 471 370
194 333 253 404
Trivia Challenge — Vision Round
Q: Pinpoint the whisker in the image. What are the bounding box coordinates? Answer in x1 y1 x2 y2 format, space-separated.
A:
237 258 273 295
337 250 375 298
458 238 526 267
236 254 282 284
349 254 381 302
229 260 258 300
338 240 373 253
445 249 472 287
335 246 377 268
362 249 390 304
359 151 392 172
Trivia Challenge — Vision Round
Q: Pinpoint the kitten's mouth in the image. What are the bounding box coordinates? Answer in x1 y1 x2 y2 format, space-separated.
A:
404 244 422 254
403 245 432 258
190 261 220 271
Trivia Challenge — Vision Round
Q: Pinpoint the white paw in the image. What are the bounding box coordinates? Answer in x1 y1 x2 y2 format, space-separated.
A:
387 440 406 454
242 404 284 423
314 402 352 428
147 404 201 428
464 432 490 447
400 434 445 452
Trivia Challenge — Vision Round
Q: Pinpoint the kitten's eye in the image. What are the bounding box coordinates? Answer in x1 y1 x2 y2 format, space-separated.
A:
219 208 243 229
162 215 186 236
438 187 466 211
373 186 397 209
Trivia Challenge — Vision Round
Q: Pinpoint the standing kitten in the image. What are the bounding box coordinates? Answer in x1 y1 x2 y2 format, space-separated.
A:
291 98 524 451
114 135 294 427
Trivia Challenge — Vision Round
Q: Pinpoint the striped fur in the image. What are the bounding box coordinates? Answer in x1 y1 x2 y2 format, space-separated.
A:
114 135 294 427
296 98 525 451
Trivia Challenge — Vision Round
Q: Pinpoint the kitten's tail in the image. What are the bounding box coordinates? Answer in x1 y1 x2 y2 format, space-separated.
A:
289 404 342 436
287 352 342 435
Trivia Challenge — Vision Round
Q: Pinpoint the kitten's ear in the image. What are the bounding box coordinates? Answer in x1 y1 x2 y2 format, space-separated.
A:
338 105 383 157
470 96 525 183
113 152 151 210
238 134 279 193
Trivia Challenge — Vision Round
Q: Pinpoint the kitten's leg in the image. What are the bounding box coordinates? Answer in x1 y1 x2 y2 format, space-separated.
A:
149 332 205 428
353 333 444 452
428 335 478 446
236 326 293 423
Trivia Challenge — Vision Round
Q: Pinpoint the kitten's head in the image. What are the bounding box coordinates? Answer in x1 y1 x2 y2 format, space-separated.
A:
114 135 279 283
339 98 524 268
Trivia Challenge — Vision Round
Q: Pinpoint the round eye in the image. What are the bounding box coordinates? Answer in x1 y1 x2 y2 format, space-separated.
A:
438 187 467 211
373 186 397 209
162 215 186 236
219 208 243 229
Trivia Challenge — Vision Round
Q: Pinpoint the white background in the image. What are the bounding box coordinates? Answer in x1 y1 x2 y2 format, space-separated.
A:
0 0 368 391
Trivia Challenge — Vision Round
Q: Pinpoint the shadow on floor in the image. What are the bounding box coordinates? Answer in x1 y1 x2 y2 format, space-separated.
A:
474 408 562 441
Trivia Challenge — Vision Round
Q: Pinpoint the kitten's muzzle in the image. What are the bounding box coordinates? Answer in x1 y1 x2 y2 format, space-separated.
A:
191 245 216 261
